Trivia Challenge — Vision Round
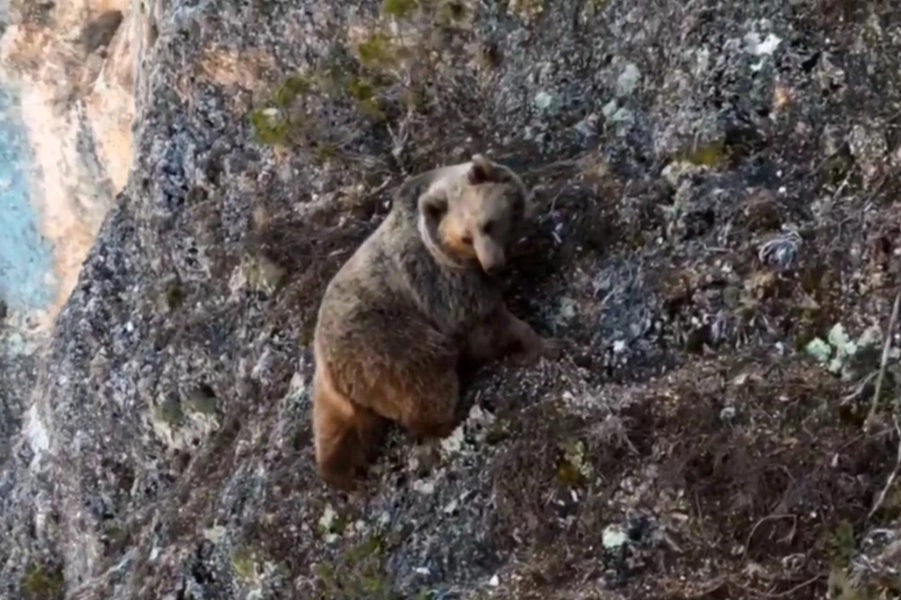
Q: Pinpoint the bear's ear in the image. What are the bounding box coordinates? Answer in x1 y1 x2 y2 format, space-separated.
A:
418 190 448 222
468 154 496 185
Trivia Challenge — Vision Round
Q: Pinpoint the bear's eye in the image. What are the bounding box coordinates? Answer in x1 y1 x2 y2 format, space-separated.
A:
461 234 473 245
482 221 495 235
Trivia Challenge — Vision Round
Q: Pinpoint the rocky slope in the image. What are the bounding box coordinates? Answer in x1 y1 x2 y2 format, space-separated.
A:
3 0 901 598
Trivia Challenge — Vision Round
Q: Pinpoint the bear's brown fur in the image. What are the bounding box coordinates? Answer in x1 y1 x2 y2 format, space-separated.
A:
311 154 555 490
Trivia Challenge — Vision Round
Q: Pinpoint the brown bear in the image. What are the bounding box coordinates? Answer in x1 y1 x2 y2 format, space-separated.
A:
311 154 556 490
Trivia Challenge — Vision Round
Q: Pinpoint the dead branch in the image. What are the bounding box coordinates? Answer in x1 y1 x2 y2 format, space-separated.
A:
864 290 901 432
868 414 901 520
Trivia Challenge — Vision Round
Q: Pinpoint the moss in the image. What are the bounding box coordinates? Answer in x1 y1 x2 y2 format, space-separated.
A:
314 62 351 96
485 420 510 445
347 75 391 120
828 566 872 600
274 74 314 108
557 439 591 486
679 140 728 167
826 519 856 567
166 284 186 310
402 87 426 111
347 77 385 119
232 547 259 582
101 524 131 555
242 253 288 294
828 566 901 601
313 143 340 165
824 151 854 186
250 108 292 146
382 0 419 18
21 563 65 600
317 535 399 598
357 98 386 120
356 33 401 69
154 396 185 426
348 77 377 102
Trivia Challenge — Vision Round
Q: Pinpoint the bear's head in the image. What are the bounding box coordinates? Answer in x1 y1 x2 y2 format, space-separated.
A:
418 154 530 275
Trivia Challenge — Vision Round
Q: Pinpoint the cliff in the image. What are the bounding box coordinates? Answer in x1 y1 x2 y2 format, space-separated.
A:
2 0 901 598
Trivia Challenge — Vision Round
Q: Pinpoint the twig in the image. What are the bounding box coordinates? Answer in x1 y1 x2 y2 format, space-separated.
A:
864 290 901 432
841 370 878 406
695 577 728 598
868 414 901 520
742 514 794 559
547 184 570 214
740 574 826 599
520 153 591 177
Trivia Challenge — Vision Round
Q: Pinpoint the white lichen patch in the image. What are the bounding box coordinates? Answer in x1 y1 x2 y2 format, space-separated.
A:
556 296 578 324
412 477 437 495
743 31 782 71
148 395 221 451
744 31 782 56
805 322 890 379
560 439 593 480
233 547 280 600
202 525 227 543
229 253 286 297
23 403 50 469
827 322 856 374
286 371 306 399
439 424 466 455
533 90 560 115
318 504 338 532
616 63 641 97
602 524 628 549
443 498 460 514
317 503 345 543
601 99 634 127
661 160 708 186
402 405 502 487
1 309 49 355
438 403 496 458
804 337 831 363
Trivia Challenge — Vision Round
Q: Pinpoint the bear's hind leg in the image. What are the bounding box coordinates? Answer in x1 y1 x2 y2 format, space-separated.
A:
355 405 390 464
313 370 378 491
330 317 463 442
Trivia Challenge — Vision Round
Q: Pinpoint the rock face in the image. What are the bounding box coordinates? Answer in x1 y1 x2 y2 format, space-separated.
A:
0 0 132 321
3 0 901 598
